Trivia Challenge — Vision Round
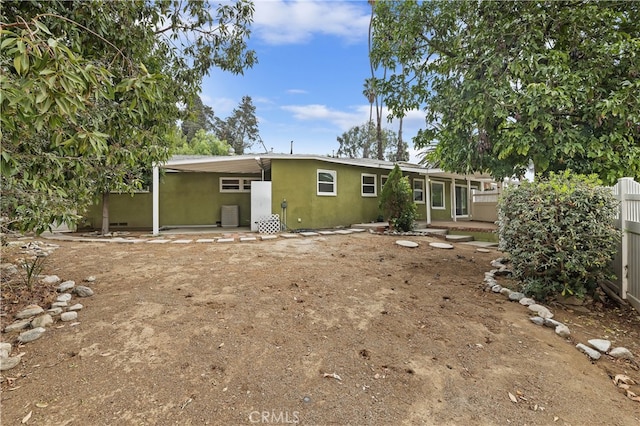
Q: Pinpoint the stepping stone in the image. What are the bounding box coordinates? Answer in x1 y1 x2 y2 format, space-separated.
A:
396 240 419 248
240 237 257 242
420 228 448 235
463 241 498 247
348 228 366 233
172 239 192 244
260 235 278 240
445 234 474 242
196 239 216 243
299 232 319 237
317 231 336 235
281 233 299 238
216 238 235 243
334 230 353 235
147 239 171 244
476 248 492 253
429 242 454 249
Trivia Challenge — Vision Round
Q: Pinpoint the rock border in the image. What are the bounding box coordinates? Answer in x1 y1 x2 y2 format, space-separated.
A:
1 241 95 372
483 257 635 364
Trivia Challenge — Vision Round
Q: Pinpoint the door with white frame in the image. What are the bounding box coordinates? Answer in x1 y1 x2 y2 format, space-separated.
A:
250 181 272 232
455 185 469 218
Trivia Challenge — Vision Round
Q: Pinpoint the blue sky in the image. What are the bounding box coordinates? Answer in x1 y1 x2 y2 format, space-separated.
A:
201 0 425 162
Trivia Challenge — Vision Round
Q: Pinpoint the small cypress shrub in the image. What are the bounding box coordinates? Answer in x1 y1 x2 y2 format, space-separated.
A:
379 165 417 232
497 171 620 300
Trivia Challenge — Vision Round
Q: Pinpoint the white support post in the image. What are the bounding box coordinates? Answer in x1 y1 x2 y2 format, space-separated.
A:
619 177 631 299
426 176 432 225
466 177 471 219
451 178 456 221
152 164 160 236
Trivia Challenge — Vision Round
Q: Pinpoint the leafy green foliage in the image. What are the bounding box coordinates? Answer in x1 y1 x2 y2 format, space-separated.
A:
371 1 640 184
213 95 259 155
1 1 256 234
336 122 405 160
18 253 49 290
497 171 620 300
181 95 215 142
379 165 417 232
174 129 231 156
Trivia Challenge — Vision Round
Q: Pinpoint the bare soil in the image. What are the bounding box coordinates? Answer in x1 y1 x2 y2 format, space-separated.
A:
1 232 640 425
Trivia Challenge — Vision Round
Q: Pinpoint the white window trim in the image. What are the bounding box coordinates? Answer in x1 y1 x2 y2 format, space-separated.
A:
220 177 259 193
431 181 446 210
380 175 388 192
317 169 337 196
361 173 377 197
413 178 425 204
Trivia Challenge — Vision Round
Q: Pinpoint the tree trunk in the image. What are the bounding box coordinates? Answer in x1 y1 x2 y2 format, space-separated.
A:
397 116 405 161
101 191 110 235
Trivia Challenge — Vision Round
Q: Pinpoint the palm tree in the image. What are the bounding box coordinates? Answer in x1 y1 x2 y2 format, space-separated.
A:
367 0 385 160
363 77 376 151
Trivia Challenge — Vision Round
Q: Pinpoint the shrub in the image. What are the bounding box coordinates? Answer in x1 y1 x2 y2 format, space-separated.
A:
497 171 620 300
379 165 417 232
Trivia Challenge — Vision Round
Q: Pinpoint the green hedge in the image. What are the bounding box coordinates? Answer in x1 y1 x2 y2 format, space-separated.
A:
497 171 620 300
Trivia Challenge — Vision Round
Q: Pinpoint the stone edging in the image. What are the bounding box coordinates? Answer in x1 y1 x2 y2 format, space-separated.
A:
0 242 95 372
483 257 635 364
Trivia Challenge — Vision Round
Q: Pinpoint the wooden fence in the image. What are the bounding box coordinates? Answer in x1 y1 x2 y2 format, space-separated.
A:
611 177 640 312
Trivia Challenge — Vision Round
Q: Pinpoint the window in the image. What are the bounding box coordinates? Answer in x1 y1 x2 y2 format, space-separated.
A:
317 169 337 196
220 177 259 193
381 175 388 192
431 181 445 209
413 179 425 204
361 173 377 197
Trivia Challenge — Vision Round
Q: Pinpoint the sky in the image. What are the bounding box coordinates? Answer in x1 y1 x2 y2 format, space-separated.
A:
201 0 426 162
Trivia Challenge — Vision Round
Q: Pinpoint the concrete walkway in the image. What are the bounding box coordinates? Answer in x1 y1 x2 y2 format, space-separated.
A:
40 225 499 249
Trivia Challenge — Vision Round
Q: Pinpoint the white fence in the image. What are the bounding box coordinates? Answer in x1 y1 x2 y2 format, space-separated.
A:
611 177 640 313
471 189 500 222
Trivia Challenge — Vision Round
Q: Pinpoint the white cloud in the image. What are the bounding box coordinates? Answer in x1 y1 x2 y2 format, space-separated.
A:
286 89 309 95
281 103 367 130
206 97 237 116
282 103 427 136
253 0 370 45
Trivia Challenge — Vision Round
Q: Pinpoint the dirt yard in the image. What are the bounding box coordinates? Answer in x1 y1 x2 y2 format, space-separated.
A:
1 232 640 425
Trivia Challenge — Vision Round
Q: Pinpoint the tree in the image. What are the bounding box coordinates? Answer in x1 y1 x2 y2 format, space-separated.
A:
371 1 640 185
213 95 259 155
367 0 386 160
181 95 215 143
379 164 416 231
1 1 257 234
336 123 401 160
174 129 231 156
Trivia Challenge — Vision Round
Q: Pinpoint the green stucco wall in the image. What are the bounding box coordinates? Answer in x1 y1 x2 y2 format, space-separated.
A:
83 171 259 230
429 179 452 221
82 161 485 232
270 159 427 230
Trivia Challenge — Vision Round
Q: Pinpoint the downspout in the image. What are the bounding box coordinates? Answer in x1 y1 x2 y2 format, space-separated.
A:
152 164 159 236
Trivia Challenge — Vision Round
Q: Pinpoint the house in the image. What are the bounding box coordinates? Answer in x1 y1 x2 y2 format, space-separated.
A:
81 154 496 234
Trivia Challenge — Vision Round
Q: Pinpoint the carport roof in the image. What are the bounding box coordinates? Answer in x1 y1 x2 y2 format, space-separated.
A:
162 154 430 174
161 154 493 181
